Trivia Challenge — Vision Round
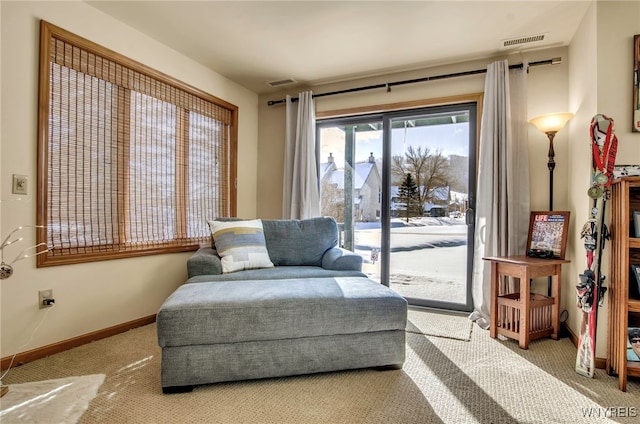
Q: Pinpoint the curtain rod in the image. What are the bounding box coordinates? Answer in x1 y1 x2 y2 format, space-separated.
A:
267 58 561 106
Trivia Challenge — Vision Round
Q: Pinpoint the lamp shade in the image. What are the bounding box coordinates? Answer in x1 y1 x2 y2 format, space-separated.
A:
529 112 574 134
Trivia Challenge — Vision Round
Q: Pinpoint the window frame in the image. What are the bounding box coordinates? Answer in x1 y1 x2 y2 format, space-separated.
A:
36 20 237 267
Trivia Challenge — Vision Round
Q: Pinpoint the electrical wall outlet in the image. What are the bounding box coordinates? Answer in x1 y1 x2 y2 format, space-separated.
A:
39 289 54 309
12 174 27 195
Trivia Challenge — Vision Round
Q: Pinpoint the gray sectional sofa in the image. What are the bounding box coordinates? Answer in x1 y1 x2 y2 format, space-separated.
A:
157 217 407 393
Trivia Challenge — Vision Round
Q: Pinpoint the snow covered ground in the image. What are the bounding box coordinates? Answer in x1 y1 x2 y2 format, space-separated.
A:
353 217 468 304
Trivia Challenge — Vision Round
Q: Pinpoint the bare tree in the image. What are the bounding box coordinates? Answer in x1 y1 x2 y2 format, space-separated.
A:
391 146 452 205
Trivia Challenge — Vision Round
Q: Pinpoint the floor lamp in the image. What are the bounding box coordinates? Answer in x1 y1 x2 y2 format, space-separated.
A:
529 113 573 297
529 112 574 211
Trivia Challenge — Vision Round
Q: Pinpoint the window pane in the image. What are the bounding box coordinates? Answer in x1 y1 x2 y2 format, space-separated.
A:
318 122 383 281
48 63 118 251
128 92 176 244
188 111 227 238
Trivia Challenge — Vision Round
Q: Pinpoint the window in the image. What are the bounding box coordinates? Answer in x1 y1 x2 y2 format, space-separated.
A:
36 21 237 266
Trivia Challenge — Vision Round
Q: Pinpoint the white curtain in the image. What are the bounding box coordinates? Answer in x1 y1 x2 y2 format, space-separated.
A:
469 60 530 329
282 91 320 219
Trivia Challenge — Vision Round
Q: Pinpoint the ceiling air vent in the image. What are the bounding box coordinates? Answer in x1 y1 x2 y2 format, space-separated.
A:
501 33 546 48
267 78 296 88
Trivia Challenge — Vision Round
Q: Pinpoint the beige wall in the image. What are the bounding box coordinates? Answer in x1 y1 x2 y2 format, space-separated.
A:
567 0 599 356
0 1 258 356
567 0 640 358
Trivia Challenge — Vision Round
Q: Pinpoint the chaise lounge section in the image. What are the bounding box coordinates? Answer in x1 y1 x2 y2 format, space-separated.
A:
157 217 407 393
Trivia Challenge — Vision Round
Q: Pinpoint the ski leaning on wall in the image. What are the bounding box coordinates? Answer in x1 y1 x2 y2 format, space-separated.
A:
575 114 618 378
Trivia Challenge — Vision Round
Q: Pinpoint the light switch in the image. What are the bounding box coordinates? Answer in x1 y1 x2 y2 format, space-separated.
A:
12 174 27 195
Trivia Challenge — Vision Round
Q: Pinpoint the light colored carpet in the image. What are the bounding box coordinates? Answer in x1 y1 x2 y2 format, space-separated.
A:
406 307 473 341
0 374 105 423
1 311 638 423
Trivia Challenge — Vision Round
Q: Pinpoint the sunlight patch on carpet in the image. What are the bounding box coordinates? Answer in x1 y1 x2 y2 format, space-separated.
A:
406 308 472 341
0 374 105 423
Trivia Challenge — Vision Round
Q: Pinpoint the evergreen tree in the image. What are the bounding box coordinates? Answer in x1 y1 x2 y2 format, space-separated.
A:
398 173 420 222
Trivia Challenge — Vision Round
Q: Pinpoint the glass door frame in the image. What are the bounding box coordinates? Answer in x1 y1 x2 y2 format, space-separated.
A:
383 104 477 312
317 102 477 312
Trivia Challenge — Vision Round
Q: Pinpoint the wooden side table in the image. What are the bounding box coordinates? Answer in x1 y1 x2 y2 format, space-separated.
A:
483 255 570 349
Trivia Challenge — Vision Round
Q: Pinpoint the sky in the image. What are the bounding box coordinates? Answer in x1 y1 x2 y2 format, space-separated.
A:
320 121 469 166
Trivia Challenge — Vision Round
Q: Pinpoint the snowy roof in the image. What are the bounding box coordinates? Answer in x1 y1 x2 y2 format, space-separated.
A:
321 162 376 190
450 190 468 202
319 162 336 181
431 186 449 201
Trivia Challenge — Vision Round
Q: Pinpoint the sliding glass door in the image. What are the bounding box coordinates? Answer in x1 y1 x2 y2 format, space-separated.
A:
318 117 384 281
317 103 476 311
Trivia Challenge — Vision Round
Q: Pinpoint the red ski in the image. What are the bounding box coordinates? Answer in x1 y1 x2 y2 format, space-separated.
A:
575 114 617 378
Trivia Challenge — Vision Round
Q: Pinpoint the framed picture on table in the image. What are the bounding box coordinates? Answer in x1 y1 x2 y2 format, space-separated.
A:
526 211 570 259
634 34 640 132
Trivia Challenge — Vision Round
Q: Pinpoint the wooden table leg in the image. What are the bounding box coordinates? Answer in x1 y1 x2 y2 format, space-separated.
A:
551 266 561 340
520 267 531 350
490 261 498 339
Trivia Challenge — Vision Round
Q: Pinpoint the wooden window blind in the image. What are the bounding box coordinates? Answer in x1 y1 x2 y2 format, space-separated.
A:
37 21 237 266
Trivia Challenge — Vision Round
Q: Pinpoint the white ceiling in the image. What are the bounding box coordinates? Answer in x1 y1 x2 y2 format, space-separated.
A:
86 1 592 95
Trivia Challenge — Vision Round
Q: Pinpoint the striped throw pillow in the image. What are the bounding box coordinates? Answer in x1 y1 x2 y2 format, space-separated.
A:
207 219 274 273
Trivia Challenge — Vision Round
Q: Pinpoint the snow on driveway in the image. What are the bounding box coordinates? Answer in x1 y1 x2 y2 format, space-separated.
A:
354 217 468 304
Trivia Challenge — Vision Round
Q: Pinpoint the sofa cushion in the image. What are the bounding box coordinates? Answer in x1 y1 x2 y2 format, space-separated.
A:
157 277 407 347
186 266 366 283
207 217 340 267
262 217 339 266
207 219 274 273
